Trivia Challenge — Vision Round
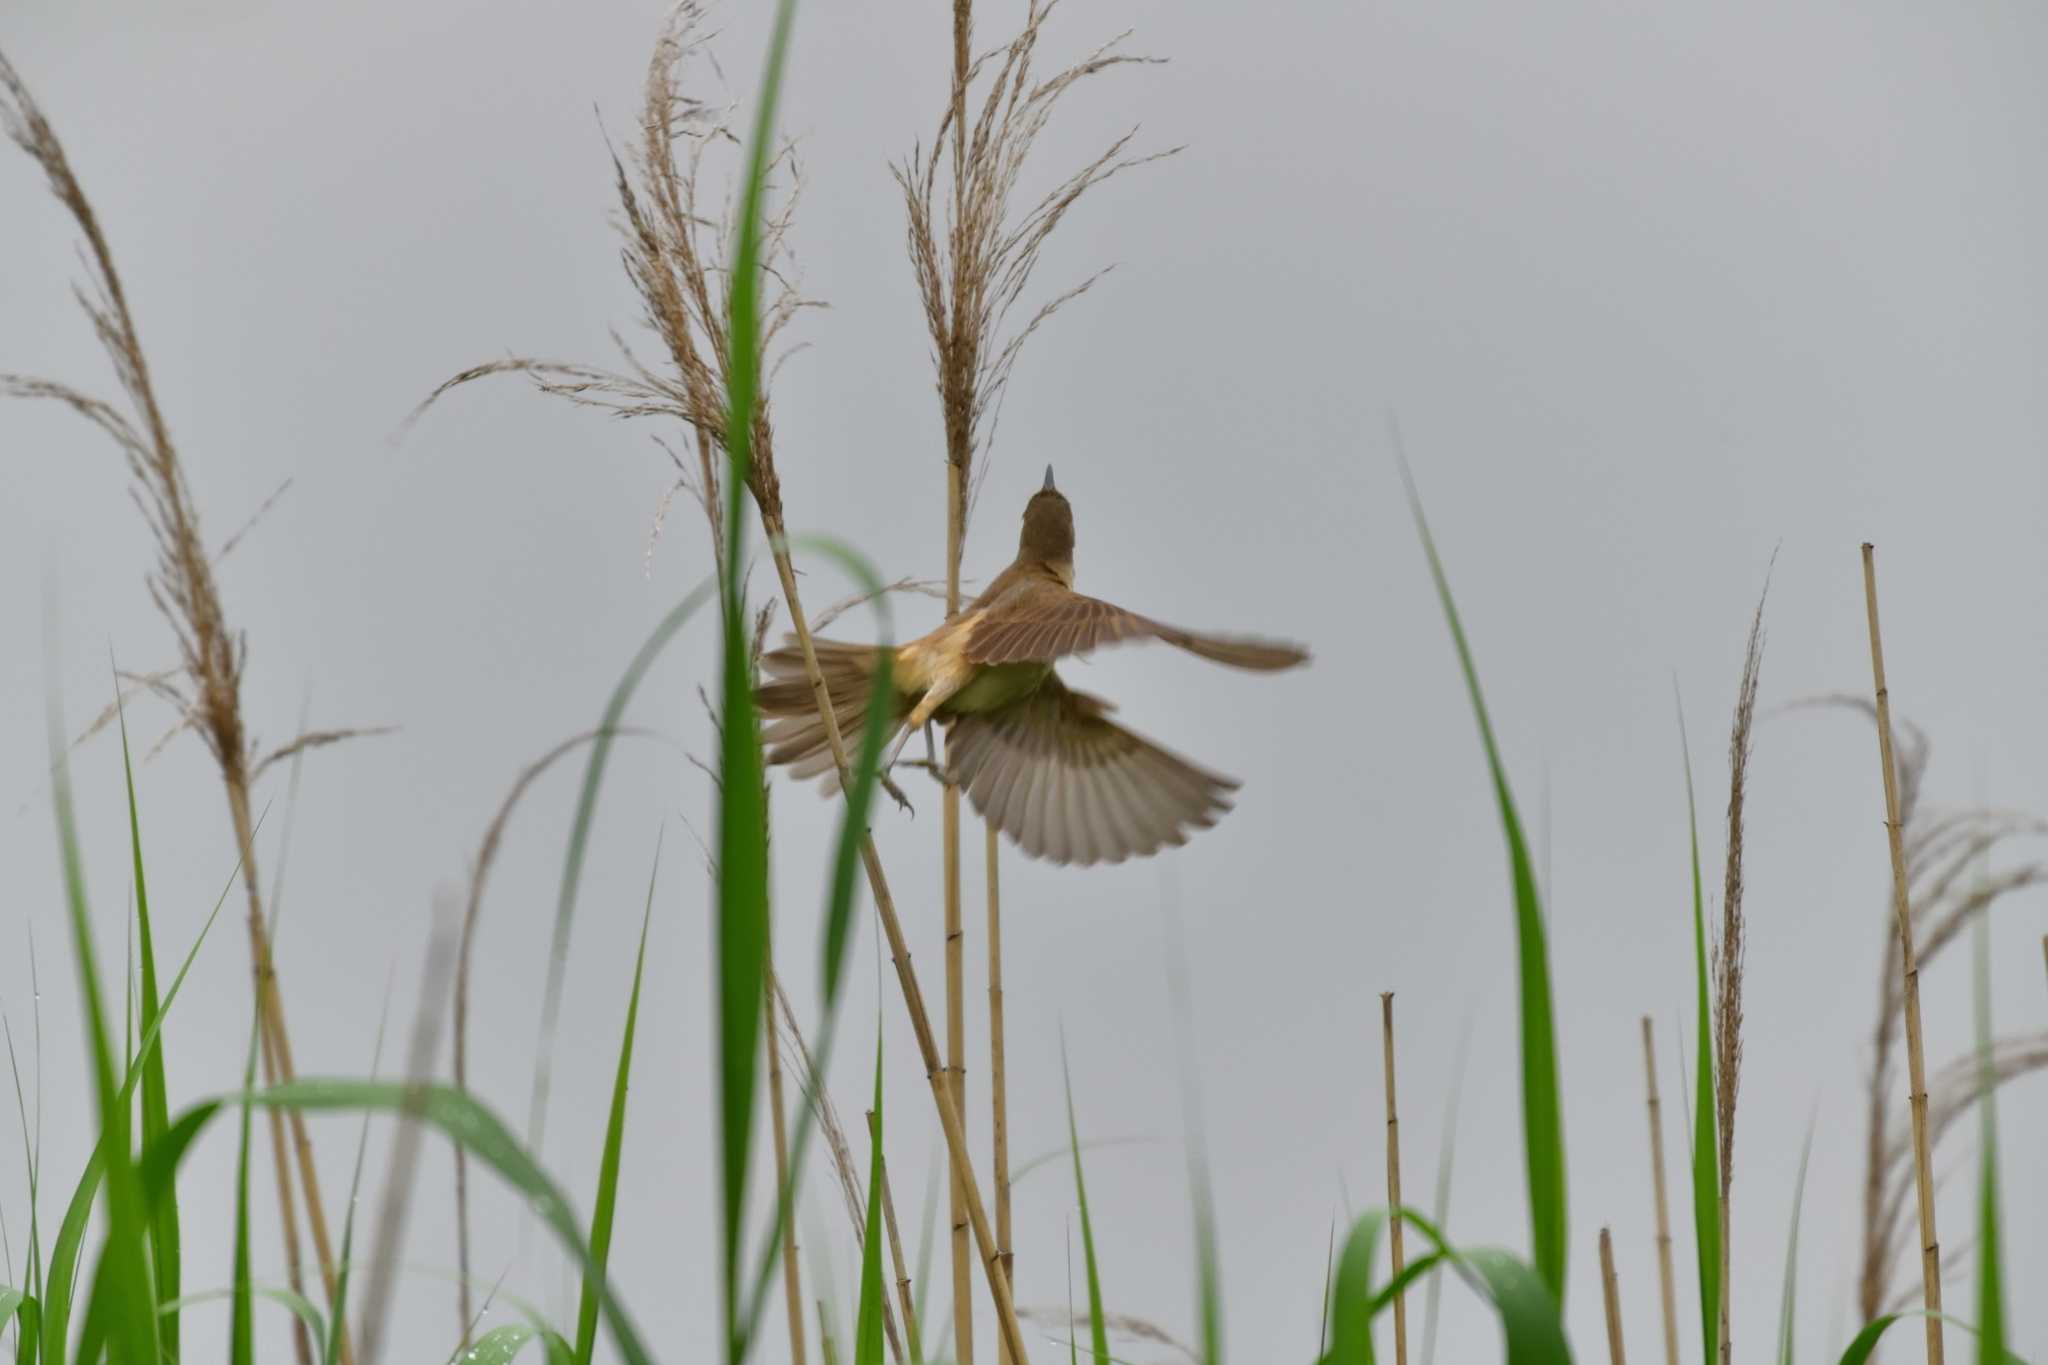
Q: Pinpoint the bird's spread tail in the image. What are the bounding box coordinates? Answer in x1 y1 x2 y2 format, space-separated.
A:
756 636 903 789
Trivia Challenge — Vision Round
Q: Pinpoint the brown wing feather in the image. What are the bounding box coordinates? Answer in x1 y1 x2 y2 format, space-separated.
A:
962 578 1309 671
945 674 1238 866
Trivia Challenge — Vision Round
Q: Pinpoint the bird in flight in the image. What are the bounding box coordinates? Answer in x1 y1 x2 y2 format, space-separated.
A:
757 467 1309 865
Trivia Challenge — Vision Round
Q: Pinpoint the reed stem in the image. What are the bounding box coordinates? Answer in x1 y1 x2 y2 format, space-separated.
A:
1859 543 1944 1365
1599 1227 1627 1365
1380 992 1408 1365
1639 1018 1679 1365
988 820 1013 1365
760 530 1030 1364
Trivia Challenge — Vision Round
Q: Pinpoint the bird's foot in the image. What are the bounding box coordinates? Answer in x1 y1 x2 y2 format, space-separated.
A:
880 770 915 817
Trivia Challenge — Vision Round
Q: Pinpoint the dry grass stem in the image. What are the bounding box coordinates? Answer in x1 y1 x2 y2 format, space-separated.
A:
1380 992 1408 1365
1858 543 1944 1365
1599 1227 1627 1365
1016 1307 1196 1362
1638 1018 1680 1365
987 818 1013 1358
2 46 350 1361
1713 574 1766 1365
767 953 809 1365
249 726 399 783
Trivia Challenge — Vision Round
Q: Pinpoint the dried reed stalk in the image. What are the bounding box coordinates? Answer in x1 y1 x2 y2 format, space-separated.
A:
1380 992 1408 1365
1713 577 1766 1365
895 10 1170 1348
1599 1227 1627 1365
987 819 1014 1363
1 49 352 1365
1638 1018 1679 1365
1858 543 1943 1365
871 1107 925 1365
1787 700 2048 1316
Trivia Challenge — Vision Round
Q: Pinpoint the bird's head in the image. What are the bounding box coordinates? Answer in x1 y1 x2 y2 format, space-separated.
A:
1018 465 1074 571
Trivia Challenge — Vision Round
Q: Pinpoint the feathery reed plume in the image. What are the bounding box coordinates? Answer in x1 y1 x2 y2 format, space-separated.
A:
1380 992 1409 1365
1713 574 1766 1365
1599 1227 1627 1365
1858 544 1944 1365
871 1107 925 1365
1639 1018 1680 1365
1783 697 2048 1317
0 47 351 1360
896 10 1174 1351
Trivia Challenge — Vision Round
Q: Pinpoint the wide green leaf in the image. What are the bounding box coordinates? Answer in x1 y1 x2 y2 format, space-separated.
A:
1403 470 1569 1300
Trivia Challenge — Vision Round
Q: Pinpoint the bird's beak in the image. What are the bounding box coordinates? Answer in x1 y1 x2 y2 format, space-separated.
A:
1042 464 1056 492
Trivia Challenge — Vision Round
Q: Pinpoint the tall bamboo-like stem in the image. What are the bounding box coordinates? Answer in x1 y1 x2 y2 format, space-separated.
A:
767 964 809 1365
761 529 1031 1365
941 1 978 1357
1639 1018 1679 1365
987 819 1013 1365
1859 543 1944 1365
871 1108 925 1365
1380 992 1408 1365
1599 1228 1627 1365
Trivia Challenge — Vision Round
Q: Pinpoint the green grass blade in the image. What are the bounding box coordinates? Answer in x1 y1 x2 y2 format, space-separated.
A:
573 844 659 1365
156 1284 327 1358
463 1322 571 1364
1837 1313 2028 1365
41 827 239 1365
324 964 399 1365
1401 466 1568 1300
11 1296 37 1365
0 1288 19 1332
113 677 178 1358
852 1035 886 1365
1776 1118 1815 1365
714 0 799 1352
1677 705 1720 1365
45 688 158 1365
230 1004 260 1365
1060 1037 1111 1364
1327 1210 1385 1365
1972 913 2006 1365
1419 1020 1472 1365
145 1081 657 1365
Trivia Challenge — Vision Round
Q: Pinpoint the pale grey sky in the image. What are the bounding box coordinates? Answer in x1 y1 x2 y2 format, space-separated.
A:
4 1 2047 1361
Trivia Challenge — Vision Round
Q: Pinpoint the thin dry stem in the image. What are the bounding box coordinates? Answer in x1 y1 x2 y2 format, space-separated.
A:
1859 543 1944 1365
1380 992 1408 1365
766 956 809 1365
1599 1227 1627 1365
1639 1018 1680 1365
1713 574 1766 1365
3 47 348 1357
987 818 1013 1355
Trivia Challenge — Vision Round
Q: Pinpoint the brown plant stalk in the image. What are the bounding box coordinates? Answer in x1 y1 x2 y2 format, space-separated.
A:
871 1107 925 1365
1380 992 1408 1365
767 946 810 1365
1 48 351 1365
1599 1227 1627 1365
1638 1018 1679 1365
1859 543 1943 1365
987 819 1014 1361
1713 575 1766 1365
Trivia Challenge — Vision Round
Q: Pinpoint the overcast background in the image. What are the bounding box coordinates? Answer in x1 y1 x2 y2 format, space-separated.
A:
5 0 2047 1360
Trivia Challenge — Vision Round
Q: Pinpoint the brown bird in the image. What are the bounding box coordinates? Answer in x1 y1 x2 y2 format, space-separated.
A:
756 467 1309 865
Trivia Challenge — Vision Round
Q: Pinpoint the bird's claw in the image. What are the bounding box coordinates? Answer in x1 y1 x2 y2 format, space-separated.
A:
881 771 916 817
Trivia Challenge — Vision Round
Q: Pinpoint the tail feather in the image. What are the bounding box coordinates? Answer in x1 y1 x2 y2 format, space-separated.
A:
756 635 904 792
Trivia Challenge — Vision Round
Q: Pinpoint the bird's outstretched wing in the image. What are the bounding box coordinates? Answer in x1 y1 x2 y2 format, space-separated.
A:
961 577 1309 671
945 674 1237 865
